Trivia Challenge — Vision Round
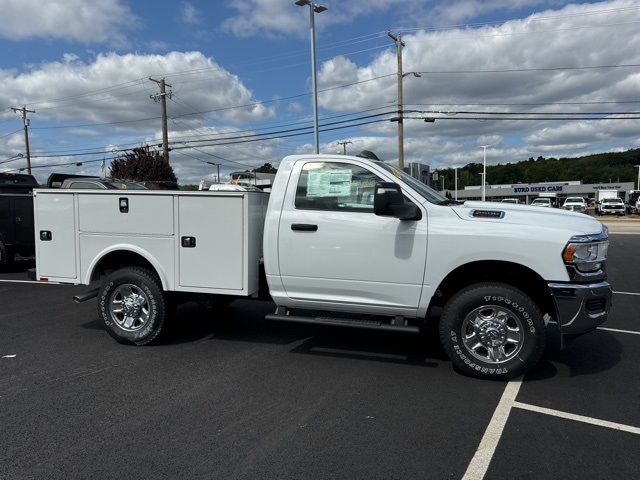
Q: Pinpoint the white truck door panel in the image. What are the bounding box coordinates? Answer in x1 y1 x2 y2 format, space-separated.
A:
178 196 244 290
277 160 427 309
78 194 173 235
35 193 77 279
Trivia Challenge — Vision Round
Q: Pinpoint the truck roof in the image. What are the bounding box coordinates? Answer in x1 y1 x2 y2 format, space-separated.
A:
0 172 38 189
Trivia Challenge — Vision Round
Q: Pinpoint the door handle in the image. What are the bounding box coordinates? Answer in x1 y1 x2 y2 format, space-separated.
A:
181 236 196 248
291 224 318 232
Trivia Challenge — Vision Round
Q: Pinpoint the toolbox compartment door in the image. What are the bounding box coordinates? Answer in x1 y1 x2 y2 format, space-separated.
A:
178 196 244 290
35 193 77 279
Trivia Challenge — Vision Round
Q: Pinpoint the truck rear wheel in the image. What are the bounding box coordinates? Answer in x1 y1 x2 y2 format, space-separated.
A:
98 267 167 345
439 283 546 380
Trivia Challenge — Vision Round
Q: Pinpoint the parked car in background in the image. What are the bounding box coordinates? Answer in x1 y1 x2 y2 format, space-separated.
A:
530 197 553 207
60 178 147 190
501 198 519 204
626 190 640 214
597 197 626 216
562 197 587 213
0 173 37 268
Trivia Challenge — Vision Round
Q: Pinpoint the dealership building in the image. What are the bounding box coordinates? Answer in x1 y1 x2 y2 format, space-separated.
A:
447 180 635 204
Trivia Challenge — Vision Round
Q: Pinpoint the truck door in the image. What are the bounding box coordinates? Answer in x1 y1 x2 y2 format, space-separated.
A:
277 160 428 311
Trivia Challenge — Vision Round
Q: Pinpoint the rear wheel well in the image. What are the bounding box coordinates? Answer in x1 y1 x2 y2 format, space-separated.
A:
429 261 555 320
90 250 160 285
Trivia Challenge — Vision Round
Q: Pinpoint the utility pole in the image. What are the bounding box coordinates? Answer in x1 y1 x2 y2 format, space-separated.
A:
149 78 172 163
337 140 352 155
441 175 445 193
10 106 35 174
389 32 405 170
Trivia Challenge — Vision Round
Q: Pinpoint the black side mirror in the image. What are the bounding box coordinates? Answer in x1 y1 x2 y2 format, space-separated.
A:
374 182 422 221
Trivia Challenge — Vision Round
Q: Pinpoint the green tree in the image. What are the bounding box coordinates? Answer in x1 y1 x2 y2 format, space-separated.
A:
252 162 277 173
110 146 177 182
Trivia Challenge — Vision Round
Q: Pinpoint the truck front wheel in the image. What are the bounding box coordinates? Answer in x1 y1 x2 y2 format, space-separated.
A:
98 267 167 345
439 283 546 380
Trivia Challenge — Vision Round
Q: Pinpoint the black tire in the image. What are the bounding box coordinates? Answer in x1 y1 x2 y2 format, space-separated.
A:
439 283 546 380
97 267 167 345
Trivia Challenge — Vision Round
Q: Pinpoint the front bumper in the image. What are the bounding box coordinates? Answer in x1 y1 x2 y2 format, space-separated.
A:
548 281 611 336
563 206 586 213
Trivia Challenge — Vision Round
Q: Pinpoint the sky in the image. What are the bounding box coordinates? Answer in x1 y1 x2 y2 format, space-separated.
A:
1 0 640 184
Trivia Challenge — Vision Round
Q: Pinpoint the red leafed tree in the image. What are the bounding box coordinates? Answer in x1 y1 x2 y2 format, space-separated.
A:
110 146 177 182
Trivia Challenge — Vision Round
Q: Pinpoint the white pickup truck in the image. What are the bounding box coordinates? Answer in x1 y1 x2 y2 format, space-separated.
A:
33 154 611 379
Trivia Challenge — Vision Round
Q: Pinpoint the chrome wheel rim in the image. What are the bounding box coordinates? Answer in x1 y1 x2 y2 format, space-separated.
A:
461 305 524 364
109 283 150 332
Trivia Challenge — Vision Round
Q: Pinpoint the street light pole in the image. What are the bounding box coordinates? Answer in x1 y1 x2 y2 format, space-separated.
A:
479 145 490 201
295 0 327 155
454 167 458 201
635 165 640 190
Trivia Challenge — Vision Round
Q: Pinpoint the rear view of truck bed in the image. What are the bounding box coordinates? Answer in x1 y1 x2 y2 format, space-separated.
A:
33 190 268 296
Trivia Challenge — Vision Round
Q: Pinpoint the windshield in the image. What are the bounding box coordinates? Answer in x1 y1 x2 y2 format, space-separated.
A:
602 198 622 203
374 161 447 204
532 199 549 204
565 197 583 203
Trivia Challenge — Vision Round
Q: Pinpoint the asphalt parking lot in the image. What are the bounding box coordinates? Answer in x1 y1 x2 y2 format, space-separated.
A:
1 234 639 480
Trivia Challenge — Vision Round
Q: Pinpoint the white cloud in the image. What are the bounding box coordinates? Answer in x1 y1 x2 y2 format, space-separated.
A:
312 0 640 166
0 52 279 182
221 0 404 38
0 51 274 129
181 2 202 25
0 0 136 44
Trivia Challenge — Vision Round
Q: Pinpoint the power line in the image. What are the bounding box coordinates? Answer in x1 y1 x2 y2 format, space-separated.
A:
0 128 22 139
404 115 640 121
29 74 396 131
394 5 640 34
414 63 640 74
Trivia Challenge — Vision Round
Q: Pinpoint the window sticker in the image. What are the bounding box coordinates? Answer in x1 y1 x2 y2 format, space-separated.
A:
307 169 352 197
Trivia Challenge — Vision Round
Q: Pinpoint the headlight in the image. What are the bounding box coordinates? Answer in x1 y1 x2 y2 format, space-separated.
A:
562 229 609 273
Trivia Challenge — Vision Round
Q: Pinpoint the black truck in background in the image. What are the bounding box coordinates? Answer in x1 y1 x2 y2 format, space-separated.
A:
0 173 37 269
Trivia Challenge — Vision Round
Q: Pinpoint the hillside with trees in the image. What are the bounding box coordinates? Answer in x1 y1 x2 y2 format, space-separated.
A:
436 148 640 190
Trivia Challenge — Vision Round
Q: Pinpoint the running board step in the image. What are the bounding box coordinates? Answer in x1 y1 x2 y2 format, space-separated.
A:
73 288 99 304
264 313 420 333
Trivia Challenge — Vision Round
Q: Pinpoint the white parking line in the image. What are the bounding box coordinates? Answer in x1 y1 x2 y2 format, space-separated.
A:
613 290 640 296
513 402 640 435
461 379 522 480
597 326 640 336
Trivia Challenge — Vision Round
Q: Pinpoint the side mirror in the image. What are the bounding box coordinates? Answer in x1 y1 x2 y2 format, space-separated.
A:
374 182 422 221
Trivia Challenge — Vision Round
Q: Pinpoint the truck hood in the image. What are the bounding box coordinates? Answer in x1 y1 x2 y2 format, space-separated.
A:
451 201 604 236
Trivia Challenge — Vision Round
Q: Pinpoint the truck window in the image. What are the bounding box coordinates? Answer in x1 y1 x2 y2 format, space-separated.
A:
68 181 102 189
295 162 381 212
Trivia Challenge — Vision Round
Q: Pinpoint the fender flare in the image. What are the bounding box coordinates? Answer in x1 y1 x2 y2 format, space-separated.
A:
84 244 170 290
